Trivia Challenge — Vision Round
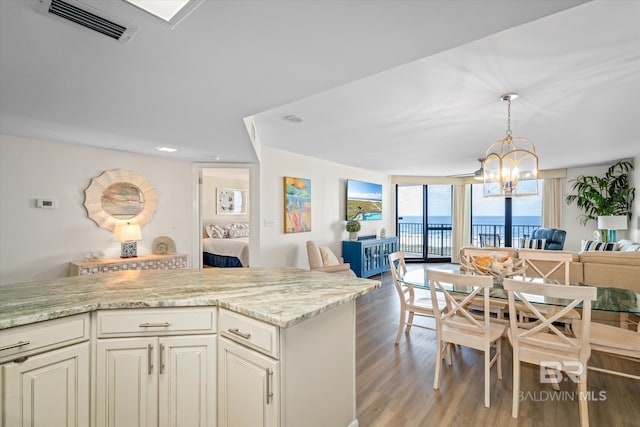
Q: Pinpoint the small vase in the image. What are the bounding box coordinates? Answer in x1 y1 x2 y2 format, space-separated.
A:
349 232 358 241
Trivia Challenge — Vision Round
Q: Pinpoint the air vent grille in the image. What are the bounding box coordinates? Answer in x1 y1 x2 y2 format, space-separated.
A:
37 0 137 43
48 0 125 40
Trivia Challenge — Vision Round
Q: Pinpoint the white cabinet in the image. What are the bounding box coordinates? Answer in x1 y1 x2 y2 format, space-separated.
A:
0 314 90 427
218 338 279 427
218 302 358 427
94 308 217 427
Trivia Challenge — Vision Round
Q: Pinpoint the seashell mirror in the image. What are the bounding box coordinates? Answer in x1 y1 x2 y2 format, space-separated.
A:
84 169 157 232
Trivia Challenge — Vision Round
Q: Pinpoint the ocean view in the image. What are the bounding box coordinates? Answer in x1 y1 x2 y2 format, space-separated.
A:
399 215 541 226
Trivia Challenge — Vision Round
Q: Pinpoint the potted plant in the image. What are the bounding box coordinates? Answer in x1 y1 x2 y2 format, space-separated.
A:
565 160 635 240
346 219 361 241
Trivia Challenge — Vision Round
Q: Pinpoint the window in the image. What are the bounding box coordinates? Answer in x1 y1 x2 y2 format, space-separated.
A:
471 181 542 248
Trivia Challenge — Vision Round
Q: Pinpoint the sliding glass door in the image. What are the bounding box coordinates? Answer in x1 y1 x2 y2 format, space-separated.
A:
396 184 452 262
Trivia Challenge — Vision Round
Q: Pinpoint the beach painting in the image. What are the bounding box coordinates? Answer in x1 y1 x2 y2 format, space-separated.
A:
284 177 311 233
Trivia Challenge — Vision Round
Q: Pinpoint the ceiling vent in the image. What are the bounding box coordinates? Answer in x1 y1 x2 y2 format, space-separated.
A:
37 0 137 44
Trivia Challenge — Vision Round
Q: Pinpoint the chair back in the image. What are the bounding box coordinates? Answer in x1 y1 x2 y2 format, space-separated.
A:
518 249 573 284
388 251 410 302
427 269 495 338
530 228 566 250
503 278 597 363
306 241 323 269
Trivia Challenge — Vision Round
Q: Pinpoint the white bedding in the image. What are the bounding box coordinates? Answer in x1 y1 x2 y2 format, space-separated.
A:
203 237 250 267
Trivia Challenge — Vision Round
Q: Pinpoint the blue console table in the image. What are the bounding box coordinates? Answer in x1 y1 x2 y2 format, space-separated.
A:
342 237 399 278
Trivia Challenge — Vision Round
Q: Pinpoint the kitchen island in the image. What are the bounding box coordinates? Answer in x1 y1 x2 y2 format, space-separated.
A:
0 267 380 427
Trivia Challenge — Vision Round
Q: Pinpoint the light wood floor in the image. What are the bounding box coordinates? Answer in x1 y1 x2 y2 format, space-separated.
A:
355 267 640 427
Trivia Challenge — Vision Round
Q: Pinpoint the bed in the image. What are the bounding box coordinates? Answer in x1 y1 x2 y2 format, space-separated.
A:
202 222 250 267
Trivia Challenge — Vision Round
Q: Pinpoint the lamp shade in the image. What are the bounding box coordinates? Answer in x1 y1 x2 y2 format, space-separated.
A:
114 223 142 242
597 215 627 230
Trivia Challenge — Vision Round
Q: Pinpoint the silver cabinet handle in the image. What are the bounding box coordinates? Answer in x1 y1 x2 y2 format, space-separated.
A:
228 328 251 339
160 343 165 374
0 341 30 352
147 344 153 375
139 322 170 328
266 368 273 404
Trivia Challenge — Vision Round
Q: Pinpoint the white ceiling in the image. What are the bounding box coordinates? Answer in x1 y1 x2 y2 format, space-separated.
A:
1 0 639 176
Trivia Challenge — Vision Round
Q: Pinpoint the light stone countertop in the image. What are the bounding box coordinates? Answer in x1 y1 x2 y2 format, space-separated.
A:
0 268 381 330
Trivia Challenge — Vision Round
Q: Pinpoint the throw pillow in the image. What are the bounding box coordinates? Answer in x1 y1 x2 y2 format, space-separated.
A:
581 240 615 251
319 246 340 266
227 223 250 238
615 239 639 251
519 238 546 249
206 224 226 239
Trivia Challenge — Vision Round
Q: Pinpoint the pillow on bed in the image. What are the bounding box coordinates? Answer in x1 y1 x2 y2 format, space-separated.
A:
205 224 227 239
319 246 340 266
227 223 249 238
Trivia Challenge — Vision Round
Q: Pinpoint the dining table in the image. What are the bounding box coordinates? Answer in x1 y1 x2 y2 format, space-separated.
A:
397 267 640 316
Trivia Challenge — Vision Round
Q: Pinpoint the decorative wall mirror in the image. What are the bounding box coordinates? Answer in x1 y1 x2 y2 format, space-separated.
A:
84 169 157 231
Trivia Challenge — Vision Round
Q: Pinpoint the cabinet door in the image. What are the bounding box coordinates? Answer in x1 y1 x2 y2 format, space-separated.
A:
158 335 216 427
218 338 279 427
96 337 157 427
3 342 89 427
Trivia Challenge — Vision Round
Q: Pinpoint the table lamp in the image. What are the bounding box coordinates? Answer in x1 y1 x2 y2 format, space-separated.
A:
114 222 142 258
597 215 627 243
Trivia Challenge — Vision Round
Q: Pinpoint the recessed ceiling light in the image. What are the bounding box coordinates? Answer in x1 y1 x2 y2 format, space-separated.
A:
124 0 204 26
283 114 304 123
155 146 177 152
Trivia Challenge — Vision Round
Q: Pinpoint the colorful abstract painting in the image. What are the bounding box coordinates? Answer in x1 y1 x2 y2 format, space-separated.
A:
283 177 311 233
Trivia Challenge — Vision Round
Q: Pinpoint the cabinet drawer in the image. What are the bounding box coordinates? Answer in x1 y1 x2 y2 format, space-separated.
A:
97 307 217 337
0 314 90 363
219 309 279 358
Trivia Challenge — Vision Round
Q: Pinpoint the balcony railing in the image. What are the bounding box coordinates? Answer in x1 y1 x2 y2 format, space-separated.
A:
397 222 541 258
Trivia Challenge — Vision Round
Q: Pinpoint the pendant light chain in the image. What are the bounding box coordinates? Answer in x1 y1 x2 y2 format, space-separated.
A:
506 97 512 137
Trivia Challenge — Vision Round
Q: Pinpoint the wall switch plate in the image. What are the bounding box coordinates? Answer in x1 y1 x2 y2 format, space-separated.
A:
36 198 58 209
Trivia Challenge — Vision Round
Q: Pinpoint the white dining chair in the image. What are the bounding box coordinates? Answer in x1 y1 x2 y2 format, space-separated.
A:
572 321 640 381
517 249 580 332
427 268 506 408
503 278 597 427
388 252 446 345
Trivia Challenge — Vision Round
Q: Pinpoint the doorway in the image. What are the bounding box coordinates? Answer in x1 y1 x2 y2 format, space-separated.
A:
192 163 256 269
396 184 453 262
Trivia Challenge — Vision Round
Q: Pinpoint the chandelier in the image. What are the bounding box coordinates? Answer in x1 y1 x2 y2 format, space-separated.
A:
483 93 538 197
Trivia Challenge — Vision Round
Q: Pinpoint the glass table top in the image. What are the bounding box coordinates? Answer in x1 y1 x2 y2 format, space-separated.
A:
398 268 640 314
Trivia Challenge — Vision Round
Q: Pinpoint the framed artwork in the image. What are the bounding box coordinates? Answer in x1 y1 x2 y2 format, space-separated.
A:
217 188 247 214
283 177 311 233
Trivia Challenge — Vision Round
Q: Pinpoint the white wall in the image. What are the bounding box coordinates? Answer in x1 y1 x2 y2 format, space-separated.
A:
202 170 250 223
0 134 193 285
0 135 392 284
257 146 392 269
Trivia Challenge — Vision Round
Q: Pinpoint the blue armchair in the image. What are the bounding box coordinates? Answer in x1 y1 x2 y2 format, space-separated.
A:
530 228 566 250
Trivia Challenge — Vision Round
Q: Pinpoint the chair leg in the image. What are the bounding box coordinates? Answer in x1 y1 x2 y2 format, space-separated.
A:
484 345 491 408
496 339 502 380
395 310 406 345
578 372 589 427
512 358 520 419
406 311 415 333
446 342 452 366
434 340 443 390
